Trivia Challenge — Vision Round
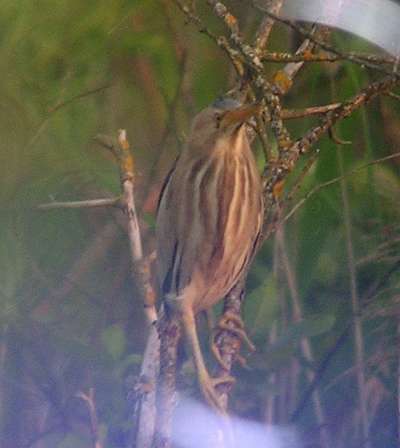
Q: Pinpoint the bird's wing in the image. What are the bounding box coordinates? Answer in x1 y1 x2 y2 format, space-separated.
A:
156 156 181 296
156 156 179 213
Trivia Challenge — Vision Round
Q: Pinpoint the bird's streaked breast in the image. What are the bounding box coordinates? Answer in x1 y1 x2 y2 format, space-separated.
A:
156 131 263 313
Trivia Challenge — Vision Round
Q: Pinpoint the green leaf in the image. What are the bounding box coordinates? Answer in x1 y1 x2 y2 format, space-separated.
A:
114 353 142 378
245 272 279 338
267 313 336 354
101 324 126 361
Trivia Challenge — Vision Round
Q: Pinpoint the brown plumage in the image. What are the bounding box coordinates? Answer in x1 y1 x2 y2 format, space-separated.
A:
156 98 263 409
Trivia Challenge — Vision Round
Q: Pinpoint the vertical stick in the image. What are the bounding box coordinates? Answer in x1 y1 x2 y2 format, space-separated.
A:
214 278 247 410
117 130 157 325
277 226 331 448
254 0 284 51
132 325 160 448
76 388 103 448
111 131 159 447
338 148 370 447
153 313 181 448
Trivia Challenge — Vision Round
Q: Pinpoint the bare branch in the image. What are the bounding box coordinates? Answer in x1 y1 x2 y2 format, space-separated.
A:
37 197 120 210
153 313 181 448
129 324 160 448
264 74 400 201
274 25 331 94
76 388 103 448
254 0 284 51
94 130 158 325
207 0 291 150
214 278 247 409
262 51 396 65
48 83 111 114
252 3 400 77
102 131 160 447
173 0 245 76
28 82 110 149
281 103 342 120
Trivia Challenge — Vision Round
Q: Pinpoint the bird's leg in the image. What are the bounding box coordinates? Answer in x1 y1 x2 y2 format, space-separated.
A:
181 306 235 413
211 310 256 370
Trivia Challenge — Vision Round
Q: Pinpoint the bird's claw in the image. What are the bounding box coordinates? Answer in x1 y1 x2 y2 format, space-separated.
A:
211 311 255 370
199 372 235 413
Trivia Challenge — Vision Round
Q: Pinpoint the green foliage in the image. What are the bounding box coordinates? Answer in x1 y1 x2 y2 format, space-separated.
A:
266 313 336 355
101 324 126 361
246 270 279 337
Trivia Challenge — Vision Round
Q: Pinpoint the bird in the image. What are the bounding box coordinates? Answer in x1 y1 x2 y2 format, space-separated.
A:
156 97 264 410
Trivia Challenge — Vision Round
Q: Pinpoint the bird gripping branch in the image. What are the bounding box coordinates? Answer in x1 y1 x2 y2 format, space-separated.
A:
156 98 264 410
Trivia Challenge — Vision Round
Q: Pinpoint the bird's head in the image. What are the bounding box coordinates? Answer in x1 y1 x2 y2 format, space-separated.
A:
187 98 260 153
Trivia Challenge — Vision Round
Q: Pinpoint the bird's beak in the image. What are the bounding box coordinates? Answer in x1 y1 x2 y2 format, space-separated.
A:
219 104 261 129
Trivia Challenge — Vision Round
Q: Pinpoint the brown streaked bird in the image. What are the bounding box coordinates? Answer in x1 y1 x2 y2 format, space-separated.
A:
156 98 263 410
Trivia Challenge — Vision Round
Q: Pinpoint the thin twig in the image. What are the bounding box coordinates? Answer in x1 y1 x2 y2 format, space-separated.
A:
284 149 320 206
206 0 292 149
386 91 400 102
71 133 158 447
281 103 341 120
253 0 284 51
338 144 370 447
95 130 158 325
48 83 111 114
173 0 244 75
357 237 400 266
277 227 331 448
104 132 159 448
76 388 103 448
252 4 400 78
28 82 110 149
118 131 143 260
274 24 323 93
261 76 399 240
37 197 120 210
290 262 400 422
38 129 160 445
262 51 395 65
264 74 400 202
282 152 400 224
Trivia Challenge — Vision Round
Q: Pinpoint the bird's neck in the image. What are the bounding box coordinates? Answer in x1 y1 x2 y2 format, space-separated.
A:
186 125 249 158
216 126 249 156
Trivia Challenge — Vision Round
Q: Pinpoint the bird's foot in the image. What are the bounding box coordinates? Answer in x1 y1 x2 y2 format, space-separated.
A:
211 311 255 370
198 370 235 413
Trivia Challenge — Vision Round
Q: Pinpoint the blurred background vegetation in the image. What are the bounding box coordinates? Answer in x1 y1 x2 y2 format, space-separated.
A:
1 1 399 447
